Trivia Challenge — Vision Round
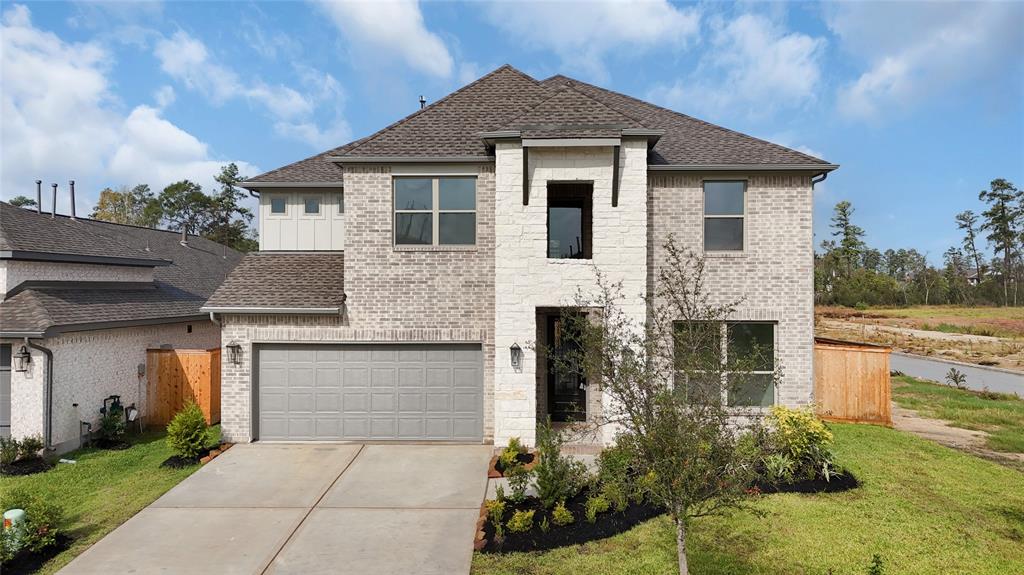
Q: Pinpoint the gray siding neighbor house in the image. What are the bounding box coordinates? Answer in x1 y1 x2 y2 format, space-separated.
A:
205 65 836 448
0 202 242 452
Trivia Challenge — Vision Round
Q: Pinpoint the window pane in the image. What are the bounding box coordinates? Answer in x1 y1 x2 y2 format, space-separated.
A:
337 194 344 214
728 373 774 407
395 213 432 244
304 197 320 214
439 213 475 244
728 323 774 371
439 178 475 210
673 321 722 373
704 181 744 215
270 197 286 214
548 206 585 258
395 178 433 210
704 218 743 251
677 372 723 406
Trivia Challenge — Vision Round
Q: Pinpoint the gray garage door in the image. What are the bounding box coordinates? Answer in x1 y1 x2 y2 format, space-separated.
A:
257 344 483 441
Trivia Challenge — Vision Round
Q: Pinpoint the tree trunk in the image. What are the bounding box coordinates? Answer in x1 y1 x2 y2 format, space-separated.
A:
676 519 689 575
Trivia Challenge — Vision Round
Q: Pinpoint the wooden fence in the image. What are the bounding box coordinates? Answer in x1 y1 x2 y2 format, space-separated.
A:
146 348 221 426
814 338 892 425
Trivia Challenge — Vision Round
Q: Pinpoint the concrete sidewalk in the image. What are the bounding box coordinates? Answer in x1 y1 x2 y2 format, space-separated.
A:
59 443 491 575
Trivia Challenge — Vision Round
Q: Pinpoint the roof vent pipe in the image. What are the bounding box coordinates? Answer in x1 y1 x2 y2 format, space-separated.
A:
69 180 77 220
419 95 426 109
180 227 188 246
35 180 42 214
51 183 57 218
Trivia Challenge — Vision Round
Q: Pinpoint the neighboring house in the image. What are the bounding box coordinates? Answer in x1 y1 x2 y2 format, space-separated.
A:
204 65 837 448
0 201 243 451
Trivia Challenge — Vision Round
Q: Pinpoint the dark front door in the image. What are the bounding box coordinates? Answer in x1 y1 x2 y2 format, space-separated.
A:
546 315 586 422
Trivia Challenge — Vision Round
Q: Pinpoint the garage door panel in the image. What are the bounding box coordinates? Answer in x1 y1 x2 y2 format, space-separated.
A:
258 344 481 441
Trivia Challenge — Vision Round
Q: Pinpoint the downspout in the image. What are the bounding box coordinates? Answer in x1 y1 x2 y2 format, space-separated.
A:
209 311 220 326
26 339 54 451
811 171 828 189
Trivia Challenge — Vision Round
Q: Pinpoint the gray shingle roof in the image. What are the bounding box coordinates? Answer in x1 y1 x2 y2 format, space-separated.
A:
244 65 831 185
202 252 345 311
0 203 243 335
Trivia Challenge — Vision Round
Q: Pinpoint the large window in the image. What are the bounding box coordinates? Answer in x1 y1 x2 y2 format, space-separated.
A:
547 183 593 259
673 321 775 407
394 177 476 246
703 181 745 251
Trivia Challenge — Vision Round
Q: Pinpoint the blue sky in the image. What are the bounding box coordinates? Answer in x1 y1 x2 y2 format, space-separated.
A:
2 1 1022 262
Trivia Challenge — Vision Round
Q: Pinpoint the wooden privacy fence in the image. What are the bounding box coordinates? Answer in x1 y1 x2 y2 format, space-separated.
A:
814 338 892 425
146 348 221 426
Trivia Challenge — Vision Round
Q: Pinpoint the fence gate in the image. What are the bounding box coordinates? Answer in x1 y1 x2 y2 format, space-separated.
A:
146 348 221 426
814 338 892 426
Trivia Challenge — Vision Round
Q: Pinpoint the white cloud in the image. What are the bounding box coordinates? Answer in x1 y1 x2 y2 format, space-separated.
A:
154 84 175 108
313 0 453 78
0 4 258 211
828 2 1024 120
647 13 824 120
482 0 700 81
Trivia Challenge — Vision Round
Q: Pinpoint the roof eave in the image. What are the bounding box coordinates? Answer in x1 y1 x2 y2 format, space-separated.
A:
201 306 343 315
0 250 171 267
240 181 344 190
328 155 494 165
647 163 839 173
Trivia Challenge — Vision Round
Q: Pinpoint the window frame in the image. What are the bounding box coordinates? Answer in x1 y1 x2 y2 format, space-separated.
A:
672 320 776 409
546 181 594 260
301 194 324 218
702 179 747 253
267 195 289 218
393 176 477 247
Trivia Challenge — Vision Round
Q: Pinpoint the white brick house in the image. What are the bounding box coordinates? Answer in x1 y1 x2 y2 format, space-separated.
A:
205 66 836 448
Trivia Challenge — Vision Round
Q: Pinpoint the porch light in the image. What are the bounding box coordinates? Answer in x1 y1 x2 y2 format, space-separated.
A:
226 342 243 365
13 345 31 372
509 343 523 371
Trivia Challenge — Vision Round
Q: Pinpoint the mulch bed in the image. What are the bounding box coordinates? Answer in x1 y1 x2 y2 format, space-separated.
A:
1 534 73 575
159 442 232 469
93 438 131 450
488 452 538 478
0 457 54 477
755 471 860 494
479 488 666 553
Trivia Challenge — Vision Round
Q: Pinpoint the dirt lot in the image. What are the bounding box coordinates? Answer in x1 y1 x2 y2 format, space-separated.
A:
816 306 1024 371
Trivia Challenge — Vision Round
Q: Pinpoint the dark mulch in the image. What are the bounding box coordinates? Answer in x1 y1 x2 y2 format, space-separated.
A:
494 452 536 475
93 438 131 450
0 457 54 477
160 455 200 469
755 471 860 494
0 534 73 575
480 488 666 553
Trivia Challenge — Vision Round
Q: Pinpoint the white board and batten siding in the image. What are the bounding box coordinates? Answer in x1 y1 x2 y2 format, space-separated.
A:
259 189 345 251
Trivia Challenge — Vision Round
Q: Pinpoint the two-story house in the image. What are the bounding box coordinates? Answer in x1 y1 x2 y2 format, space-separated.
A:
203 65 836 448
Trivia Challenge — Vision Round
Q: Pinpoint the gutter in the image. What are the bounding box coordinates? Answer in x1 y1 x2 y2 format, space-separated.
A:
26 339 54 451
200 306 343 315
240 181 345 196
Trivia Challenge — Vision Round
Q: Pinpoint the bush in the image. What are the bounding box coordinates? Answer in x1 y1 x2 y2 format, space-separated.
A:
97 412 126 445
551 501 574 526
532 420 590 508
767 406 839 481
505 463 530 504
0 487 64 562
763 453 795 485
166 402 210 460
0 437 18 466
506 510 535 533
485 498 506 539
17 436 44 460
584 494 610 523
601 481 628 512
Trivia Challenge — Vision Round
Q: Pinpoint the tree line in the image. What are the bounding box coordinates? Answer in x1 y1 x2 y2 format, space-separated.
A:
817 178 1023 307
8 164 257 252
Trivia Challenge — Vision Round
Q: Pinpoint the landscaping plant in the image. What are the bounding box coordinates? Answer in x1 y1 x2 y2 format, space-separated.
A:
166 401 210 460
96 411 126 447
945 367 968 390
584 493 610 523
504 462 530 504
767 406 840 481
531 420 589 509
551 501 574 526
17 436 44 460
506 510 535 534
0 437 18 467
0 486 64 564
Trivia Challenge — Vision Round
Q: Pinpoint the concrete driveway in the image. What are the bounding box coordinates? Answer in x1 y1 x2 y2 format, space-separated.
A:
60 443 492 575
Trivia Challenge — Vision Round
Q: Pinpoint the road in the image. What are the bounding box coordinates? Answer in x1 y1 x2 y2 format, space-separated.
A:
890 352 1024 396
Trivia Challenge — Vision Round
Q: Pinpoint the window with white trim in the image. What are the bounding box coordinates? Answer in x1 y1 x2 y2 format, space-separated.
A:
303 196 321 215
673 320 775 407
269 196 287 214
703 181 745 251
394 177 476 245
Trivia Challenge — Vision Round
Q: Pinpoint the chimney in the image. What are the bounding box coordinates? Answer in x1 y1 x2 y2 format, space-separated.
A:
419 95 426 109
35 180 42 214
69 180 76 220
50 183 57 218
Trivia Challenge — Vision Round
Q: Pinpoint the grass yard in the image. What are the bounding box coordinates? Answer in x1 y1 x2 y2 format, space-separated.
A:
892 375 1024 453
0 427 216 574
472 423 1024 575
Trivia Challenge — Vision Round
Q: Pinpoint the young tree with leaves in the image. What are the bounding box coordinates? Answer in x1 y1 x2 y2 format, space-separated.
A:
978 179 1022 306
8 195 37 208
90 184 162 227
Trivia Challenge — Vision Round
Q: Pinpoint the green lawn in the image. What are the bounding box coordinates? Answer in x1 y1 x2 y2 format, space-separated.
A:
0 428 216 574
472 424 1024 575
892 375 1024 453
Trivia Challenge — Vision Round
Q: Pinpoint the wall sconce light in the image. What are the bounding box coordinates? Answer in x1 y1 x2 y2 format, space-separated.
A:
509 343 523 371
13 345 31 372
226 342 243 365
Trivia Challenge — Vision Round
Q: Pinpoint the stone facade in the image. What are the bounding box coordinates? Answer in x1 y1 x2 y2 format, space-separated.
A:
0 260 153 299
3 320 219 452
218 165 496 443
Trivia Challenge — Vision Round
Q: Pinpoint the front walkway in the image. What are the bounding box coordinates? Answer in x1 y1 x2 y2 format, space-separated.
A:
60 443 492 575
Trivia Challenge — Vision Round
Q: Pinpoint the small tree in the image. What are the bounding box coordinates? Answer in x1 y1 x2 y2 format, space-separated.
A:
166 402 210 460
555 236 775 574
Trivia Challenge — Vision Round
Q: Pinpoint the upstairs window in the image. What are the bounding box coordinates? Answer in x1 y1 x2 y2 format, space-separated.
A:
547 182 593 259
337 193 345 214
304 196 321 215
394 177 476 246
704 181 745 251
269 197 287 214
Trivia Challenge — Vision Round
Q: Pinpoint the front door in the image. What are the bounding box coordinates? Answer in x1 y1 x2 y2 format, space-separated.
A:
546 315 586 422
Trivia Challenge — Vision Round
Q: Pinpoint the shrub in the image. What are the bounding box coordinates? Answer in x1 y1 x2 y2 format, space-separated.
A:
166 401 210 460
505 463 530 504
551 501 574 526
584 494 610 523
601 481 628 512
485 499 505 540
768 406 838 480
498 436 528 469
506 509 535 533
763 453 795 485
945 367 968 390
494 484 506 502
0 437 18 466
97 411 126 444
17 436 44 460
532 420 590 508
0 486 64 562
867 554 885 575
